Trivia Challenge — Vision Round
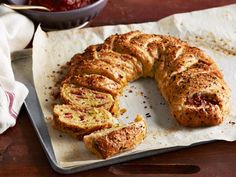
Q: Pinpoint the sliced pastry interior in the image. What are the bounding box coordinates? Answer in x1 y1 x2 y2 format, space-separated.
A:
53 105 117 140
60 83 119 116
65 74 123 96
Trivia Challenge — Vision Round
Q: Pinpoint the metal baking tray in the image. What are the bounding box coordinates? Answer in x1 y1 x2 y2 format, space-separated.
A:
11 49 211 174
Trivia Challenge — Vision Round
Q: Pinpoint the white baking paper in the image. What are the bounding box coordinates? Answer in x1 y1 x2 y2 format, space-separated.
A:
33 4 236 168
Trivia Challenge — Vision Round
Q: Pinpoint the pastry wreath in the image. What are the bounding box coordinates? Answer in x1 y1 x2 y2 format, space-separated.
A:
60 30 231 127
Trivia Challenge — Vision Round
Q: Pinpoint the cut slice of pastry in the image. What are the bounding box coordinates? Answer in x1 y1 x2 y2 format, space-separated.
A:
64 74 123 96
60 84 119 116
81 44 143 81
68 59 127 85
53 105 117 140
83 115 147 159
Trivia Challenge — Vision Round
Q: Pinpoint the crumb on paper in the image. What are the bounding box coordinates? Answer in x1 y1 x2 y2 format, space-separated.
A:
229 121 236 125
145 113 151 118
186 34 236 56
120 108 127 115
45 116 53 121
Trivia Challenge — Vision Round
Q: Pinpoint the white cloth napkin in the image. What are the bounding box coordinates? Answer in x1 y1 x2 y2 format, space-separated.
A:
0 6 34 134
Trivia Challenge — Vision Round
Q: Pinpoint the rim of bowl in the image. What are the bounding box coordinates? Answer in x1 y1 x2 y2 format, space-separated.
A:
8 0 107 14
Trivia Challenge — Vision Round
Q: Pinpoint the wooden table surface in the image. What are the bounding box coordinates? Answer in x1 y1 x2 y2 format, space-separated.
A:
1 0 236 176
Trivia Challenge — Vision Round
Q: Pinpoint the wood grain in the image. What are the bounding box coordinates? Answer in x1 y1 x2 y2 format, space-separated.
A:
1 0 236 176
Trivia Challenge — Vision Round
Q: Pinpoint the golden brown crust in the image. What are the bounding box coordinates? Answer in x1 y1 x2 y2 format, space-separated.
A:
69 59 127 85
80 44 142 81
106 31 162 77
83 115 147 159
64 74 123 96
154 38 230 127
58 30 231 131
53 30 232 159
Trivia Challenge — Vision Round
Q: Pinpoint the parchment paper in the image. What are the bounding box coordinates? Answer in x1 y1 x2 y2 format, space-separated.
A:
33 4 236 168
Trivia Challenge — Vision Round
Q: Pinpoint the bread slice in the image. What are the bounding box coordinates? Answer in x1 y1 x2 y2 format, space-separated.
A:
68 59 127 85
53 105 116 140
83 115 147 159
64 74 123 96
70 44 142 82
82 45 142 82
60 84 120 115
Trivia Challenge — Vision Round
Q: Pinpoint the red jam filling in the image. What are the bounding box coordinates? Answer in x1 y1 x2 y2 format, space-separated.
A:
186 93 219 107
28 0 97 12
64 113 72 118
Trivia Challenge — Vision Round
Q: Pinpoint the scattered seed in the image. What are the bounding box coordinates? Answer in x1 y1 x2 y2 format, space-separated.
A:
120 108 127 115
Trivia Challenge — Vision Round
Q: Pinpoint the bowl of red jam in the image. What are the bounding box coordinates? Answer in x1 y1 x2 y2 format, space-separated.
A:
7 0 108 29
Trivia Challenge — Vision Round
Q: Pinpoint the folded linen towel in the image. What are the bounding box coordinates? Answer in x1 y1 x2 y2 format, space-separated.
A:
0 5 34 134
